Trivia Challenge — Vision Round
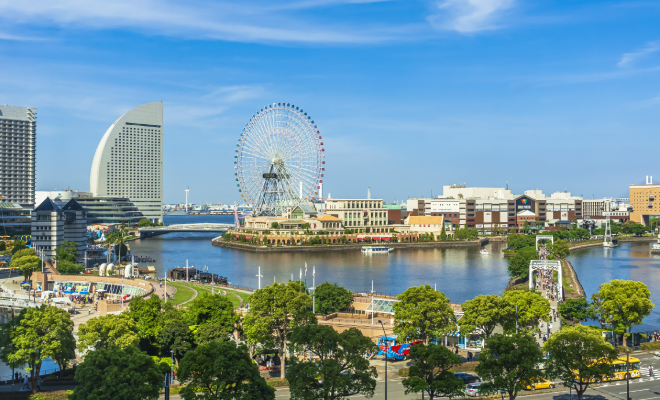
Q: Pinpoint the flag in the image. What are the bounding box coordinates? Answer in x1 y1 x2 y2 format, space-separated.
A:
305 262 307 275
313 265 315 276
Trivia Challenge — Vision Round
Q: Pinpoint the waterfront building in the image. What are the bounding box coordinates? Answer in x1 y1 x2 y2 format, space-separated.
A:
630 176 660 226
383 203 406 225
324 199 390 233
90 102 163 222
402 216 445 236
0 105 36 208
36 190 144 225
31 198 87 261
0 203 31 235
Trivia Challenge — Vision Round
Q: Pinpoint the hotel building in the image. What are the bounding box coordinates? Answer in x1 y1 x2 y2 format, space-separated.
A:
630 176 660 226
0 105 36 208
90 103 163 222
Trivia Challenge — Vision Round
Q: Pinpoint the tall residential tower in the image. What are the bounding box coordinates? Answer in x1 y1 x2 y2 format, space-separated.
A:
0 105 36 207
90 102 163 222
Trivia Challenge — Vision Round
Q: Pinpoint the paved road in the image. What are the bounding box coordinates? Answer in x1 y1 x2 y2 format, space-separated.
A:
157 352 660 400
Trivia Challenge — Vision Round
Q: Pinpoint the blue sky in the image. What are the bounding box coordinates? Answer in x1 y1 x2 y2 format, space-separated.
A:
1 0 659 204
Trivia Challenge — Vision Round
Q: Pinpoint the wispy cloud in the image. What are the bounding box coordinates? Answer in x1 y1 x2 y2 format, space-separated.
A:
618 41 660 67
429 0 516 33
0 31 49 41
0 0 407 44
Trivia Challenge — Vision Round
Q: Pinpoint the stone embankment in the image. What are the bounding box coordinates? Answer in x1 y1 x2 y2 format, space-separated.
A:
561 259 586 300
212 237 488 252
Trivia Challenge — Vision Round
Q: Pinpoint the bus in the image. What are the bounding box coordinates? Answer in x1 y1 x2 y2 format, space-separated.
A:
574 356 641 382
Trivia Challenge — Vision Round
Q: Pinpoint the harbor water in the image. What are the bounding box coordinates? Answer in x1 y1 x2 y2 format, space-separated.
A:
125 215 660 331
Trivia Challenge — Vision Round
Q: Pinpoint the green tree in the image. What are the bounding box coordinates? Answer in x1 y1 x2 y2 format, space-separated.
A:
523 221 531 234
315 282 353 315
56 260 85 275
288 325 377 400
621 220 636 235
476 333 544 400
194 322 229 346
106 226 130 261
70 346 163 400
127 294 163 342
53 241 79 263
158 320 194 365
553 239 570 259
597 279 654 342
459 294 509 338
271 222 280 229
5 305 75 394
178 341 275 400
630 223 649 236
544 325 617 400
393 284 455 345
243 281 315 378
186 293 239 332
10 240 27 254
138 218 153 227
440 225 447 240
502 290 551 332
0 242 5 251
402 343 464 400
558 298 591 325
10 248 37 274
77 314 140 353
507 246 538 279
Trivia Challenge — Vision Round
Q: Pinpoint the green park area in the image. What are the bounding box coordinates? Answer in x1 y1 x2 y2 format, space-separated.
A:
165 281 250 308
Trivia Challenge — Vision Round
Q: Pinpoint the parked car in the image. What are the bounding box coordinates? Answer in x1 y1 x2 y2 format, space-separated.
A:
465 382 485 396
454 372 481 384
524 378 556 390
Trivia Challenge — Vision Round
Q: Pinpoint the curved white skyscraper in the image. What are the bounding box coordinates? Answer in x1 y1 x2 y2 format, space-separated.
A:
90 102 163 222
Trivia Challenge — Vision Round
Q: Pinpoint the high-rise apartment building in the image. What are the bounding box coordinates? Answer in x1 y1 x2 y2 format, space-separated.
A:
0 105 36 207
90 102 163 222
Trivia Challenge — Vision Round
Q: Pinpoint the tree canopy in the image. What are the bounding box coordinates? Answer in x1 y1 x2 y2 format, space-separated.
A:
186 293 239 332
158 319 194 365
476 334 544 400
544 325 617 400
127 294 164 340
56 260 85 275
77 314 140 354
402 344 465 400
243 281 315 378
597 279 654 338
314 282 353 315
288 325 377 400
459 294 509 338
393 284 455 345
552 239 570 259
501 290 550 332
70 346 163 400
53 241 79 263
558 297 592 325
10 248 40 281
178 341 275 400
507 246 538 279
4 305 75 394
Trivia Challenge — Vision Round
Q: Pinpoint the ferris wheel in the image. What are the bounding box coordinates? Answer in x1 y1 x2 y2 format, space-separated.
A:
235 103 325 216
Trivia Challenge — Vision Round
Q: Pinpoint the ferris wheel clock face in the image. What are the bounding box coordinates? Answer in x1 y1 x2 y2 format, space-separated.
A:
234 103 325 216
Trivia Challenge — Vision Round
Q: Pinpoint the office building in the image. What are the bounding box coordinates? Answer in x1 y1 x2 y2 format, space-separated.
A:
0 203 31 235
32 198 87 261
630 176 660 226
324 199 390 233
0 105 36 208
90 102 163 222
36 190 144 225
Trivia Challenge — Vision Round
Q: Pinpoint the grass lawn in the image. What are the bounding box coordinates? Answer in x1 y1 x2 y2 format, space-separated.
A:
169 281 248 309
167 282 196 305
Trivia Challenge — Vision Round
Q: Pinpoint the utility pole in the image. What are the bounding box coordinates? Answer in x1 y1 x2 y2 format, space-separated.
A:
186 259 189 282
312 265 315 314
378 320 388 400
515 305 519 334
164 273 167 302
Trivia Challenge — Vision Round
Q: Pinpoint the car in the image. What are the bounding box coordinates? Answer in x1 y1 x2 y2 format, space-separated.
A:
454 372 481 384
524 378 556 390
465 382 486 396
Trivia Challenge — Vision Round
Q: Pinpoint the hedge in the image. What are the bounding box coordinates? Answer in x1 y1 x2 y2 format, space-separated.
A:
641 342 660 351
266 379 289 388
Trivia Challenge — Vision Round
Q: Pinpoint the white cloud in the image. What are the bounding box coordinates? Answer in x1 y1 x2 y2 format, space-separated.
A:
429 0 516 33
0 0 405 44
618 41 660 67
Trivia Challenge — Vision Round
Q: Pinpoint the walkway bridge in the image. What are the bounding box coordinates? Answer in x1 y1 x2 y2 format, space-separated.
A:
139 223 234 238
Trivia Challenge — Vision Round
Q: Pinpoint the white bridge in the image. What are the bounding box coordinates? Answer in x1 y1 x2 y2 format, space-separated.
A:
139 223 234 238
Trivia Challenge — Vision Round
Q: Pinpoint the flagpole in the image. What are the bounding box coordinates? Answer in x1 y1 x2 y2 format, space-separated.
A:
312 265 315 314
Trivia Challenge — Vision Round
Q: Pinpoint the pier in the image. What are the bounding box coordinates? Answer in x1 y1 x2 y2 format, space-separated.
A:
139 223 234 238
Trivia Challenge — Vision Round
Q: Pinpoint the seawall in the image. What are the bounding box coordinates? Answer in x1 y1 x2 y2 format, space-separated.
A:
561 259 586 299
212 237 488 252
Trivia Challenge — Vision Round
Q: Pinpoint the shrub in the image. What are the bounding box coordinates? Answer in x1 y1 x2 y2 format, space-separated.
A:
451 361 480 372
398 368 409 377
266 379 289 388
641 342 660 351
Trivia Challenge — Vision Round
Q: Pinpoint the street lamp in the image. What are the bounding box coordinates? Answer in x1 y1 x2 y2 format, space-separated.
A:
378 320 388 400
171 350 174 385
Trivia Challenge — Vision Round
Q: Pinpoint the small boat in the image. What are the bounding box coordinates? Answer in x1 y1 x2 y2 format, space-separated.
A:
603 241 618 248
361 246 393 254
480 249 489 255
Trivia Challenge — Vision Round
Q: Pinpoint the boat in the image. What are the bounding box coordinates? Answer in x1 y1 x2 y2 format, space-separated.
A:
164 210 189 216
480 249 489 255
361 246 393 254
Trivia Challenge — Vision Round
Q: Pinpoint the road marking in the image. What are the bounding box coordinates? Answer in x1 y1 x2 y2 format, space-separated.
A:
638 397 660 400
620 389 649 393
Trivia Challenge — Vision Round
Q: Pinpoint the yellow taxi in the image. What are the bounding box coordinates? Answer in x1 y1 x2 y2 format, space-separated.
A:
524 378 556 390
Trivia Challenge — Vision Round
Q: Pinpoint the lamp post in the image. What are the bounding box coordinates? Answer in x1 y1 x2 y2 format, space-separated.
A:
171 349 174 385
378 320 388 400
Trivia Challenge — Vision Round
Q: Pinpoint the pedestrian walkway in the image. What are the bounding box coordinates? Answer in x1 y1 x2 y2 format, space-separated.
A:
534 243 561 347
